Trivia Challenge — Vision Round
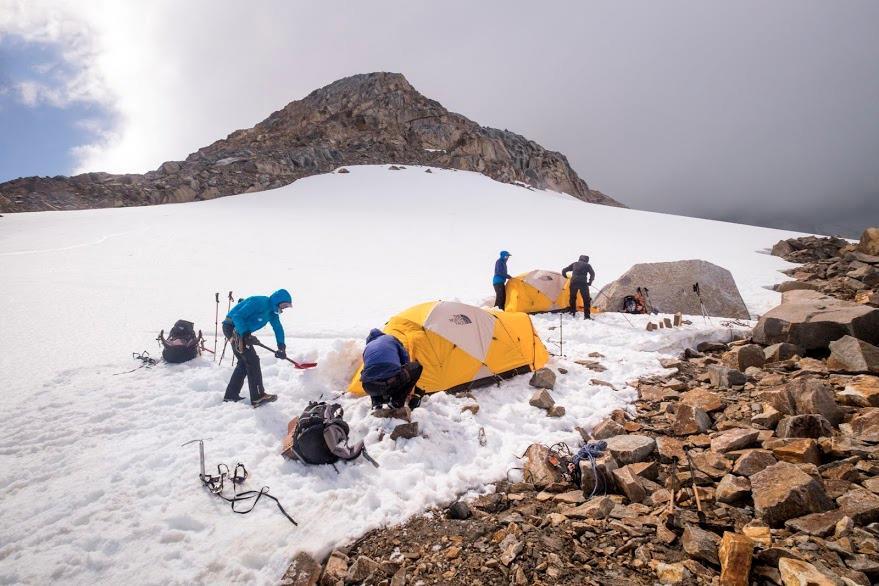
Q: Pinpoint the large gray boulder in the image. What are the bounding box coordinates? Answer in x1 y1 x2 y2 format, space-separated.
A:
753 290 879 351
594 259 749 319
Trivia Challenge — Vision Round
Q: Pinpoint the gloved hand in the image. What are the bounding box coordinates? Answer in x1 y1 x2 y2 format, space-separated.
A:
275 344 287 360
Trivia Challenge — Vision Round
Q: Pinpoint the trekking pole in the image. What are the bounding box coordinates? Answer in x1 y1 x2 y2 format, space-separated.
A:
213 293 219 361
218 291 234 367
643 287 658 315
251 340 317 369
692 283 710 325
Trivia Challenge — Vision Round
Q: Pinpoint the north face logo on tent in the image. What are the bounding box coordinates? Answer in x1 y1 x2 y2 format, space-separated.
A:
538 275 555 281
449 314 472 325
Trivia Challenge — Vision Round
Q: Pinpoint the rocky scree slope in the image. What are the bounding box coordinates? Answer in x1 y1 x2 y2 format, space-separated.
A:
0 72 621 212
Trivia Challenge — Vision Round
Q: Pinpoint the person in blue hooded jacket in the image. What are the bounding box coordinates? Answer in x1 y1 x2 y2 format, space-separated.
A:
492 250 512 310
360 329 423 410
221 288 292 406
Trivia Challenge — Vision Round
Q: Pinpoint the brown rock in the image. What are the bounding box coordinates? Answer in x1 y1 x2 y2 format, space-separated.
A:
565 496 615 519
711 428 759 453
837 487 879 525
390 422 419 440
765 438 821 465
682 524 721 565
788 379 843 425
522 444 562 488
827 335 879 373
778 557 837 586
674 404 713 435
604 434 656 464
612 465 648 503
654 561 690 584
752 289 879 350
591 419 626 440
733 449 778 476
681 388 724 412
320 551 349 586
750 461 834 526
657 436 686 462
742 520 772 546
764 342 803 363
529 367 557 389
838 375 879 407
281 552 322 586
757 387 797 415
850 407 879 442
752 404 783 428
346 556 380 583
723 344 766 371
857 226 879 256
639 384 679 401
528 388 555 410
776 414 834 439
709 365 747 389
717 474 751 503
547 405 566 417
784 509 844 537
718 532 754 586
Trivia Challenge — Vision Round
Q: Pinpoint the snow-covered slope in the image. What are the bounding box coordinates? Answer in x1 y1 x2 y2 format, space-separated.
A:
0 166 803 584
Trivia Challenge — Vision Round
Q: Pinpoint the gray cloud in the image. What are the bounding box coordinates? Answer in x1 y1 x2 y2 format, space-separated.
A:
5 0 879 237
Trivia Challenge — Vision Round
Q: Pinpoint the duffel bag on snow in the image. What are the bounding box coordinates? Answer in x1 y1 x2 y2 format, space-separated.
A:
160 319 200 363
282 402 364 465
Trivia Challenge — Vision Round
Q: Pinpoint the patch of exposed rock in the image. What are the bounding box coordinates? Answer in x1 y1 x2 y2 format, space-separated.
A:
0 72 622 212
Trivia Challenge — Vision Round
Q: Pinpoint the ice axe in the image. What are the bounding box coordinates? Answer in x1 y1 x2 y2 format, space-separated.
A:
251 340 317 369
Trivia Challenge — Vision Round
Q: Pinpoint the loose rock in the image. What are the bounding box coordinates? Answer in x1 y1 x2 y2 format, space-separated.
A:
750 461 834 526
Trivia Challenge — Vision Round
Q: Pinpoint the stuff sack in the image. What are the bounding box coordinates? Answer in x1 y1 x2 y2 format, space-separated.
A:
282 402 363 465
160 319 200 363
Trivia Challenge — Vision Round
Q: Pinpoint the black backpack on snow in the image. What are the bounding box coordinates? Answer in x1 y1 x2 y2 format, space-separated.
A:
290 402 361 465
160 319 200 363
622 296 638 313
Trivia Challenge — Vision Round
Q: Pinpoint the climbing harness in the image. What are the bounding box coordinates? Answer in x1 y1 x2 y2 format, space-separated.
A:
181 439 297 526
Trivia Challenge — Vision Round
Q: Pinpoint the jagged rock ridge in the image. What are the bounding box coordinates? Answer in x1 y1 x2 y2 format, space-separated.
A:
0 72 622 212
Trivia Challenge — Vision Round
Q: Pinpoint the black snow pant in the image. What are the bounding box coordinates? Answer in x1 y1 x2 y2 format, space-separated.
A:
222 321 265 402
494 283 507 310
570 281 592 318
363 362 424 409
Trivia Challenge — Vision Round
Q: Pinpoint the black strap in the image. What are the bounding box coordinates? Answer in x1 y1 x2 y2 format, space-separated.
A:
199 463 297 526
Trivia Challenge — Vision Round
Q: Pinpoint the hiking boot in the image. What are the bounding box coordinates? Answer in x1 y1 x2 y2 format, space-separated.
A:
584 314 591 320
252 393 278 407
223 396 243 403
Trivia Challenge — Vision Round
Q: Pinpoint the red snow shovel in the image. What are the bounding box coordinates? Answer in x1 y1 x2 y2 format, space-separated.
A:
252 340 317 369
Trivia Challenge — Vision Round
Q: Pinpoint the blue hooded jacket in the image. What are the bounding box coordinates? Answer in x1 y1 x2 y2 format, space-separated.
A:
361 328 410 383
226 289 291 347
492 255 512 286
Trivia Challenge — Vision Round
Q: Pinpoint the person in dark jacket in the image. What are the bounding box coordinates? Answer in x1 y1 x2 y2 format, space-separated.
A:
492 250 513 310
222 288 292 407
562 255 596 320
360 329 423 410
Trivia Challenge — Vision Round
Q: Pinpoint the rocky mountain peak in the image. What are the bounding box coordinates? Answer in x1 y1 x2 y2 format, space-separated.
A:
0 72 622 212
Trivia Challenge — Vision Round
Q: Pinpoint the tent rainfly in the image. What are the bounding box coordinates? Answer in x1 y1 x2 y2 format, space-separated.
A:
349 300 549 395
505 270 586 314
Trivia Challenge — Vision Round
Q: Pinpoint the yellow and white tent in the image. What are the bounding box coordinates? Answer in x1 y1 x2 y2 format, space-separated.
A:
505 270 586 314
349 300 549 395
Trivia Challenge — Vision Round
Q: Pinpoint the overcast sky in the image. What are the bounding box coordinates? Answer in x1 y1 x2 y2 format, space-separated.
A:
1 1 877 236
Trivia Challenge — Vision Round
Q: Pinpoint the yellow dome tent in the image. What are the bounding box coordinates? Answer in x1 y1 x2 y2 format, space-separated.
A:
349 301 549 395
505 270 586 313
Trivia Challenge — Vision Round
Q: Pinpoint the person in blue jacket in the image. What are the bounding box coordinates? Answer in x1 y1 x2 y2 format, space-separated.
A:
222 288 292 407
492 250 512 310
360 329 423 410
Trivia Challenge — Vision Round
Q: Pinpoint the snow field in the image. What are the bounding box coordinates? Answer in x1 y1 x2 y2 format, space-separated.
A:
0 166 805 584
